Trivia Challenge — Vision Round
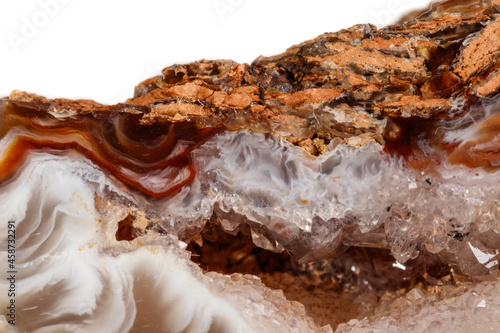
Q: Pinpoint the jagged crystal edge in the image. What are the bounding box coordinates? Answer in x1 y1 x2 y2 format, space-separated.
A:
3 125 500 266
3 127 500 330
0 153 320 332
335 280 500 332
193 130 500 268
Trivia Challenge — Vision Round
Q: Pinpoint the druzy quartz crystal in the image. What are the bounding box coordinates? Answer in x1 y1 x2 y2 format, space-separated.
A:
3 0 500 331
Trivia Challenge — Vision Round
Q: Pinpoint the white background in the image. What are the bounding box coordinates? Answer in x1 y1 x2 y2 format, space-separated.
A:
0 0 432 104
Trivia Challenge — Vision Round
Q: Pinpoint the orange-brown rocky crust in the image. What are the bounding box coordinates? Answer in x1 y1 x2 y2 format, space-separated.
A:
7 0 500 153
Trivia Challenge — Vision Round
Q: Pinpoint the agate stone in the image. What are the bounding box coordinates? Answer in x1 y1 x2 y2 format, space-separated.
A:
2 0 500 331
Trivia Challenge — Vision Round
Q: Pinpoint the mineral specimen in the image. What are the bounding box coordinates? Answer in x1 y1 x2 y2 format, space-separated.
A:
2 0 500 331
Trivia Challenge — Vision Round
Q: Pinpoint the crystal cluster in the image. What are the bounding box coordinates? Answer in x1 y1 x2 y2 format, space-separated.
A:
2 0 500 331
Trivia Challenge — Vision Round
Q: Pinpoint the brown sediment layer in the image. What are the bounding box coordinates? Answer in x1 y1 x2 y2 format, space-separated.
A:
449 114 500 170
0 99 221 199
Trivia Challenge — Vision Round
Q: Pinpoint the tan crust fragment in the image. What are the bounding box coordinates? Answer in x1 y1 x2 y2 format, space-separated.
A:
317 43 426 75
9 90 106 114
129 82 214 106
386 14 490 35
455 19 500 81
476 72 500 96
348 74 381 92
276 88 343 107
376 96 450 117
153 102 211 118
361 36 438 50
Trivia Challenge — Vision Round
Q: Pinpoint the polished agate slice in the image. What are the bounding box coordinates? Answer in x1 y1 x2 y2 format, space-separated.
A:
3 0 500 331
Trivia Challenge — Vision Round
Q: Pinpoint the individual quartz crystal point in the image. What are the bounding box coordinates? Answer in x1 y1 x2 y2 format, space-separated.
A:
3 0 500 331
